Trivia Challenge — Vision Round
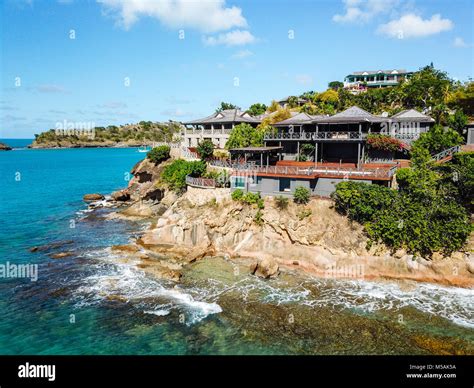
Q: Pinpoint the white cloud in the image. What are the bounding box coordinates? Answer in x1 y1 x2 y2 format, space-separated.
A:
333 0 399 24
377 13 453 38
295 74 313 86
203 30 256 46
97 0 247 33
231 49 253 59
453 37 469 48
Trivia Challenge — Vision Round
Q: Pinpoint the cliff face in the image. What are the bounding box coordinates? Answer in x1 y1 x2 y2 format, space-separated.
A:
138 186 474 287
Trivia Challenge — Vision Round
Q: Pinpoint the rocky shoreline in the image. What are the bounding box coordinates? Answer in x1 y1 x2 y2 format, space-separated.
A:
29 140 155 149
85 156 474 289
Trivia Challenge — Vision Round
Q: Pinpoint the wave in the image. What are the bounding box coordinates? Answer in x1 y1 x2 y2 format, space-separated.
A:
73 248 222 325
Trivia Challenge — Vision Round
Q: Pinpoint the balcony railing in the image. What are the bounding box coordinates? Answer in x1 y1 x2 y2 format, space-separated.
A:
264 131 366 141
185 175 216 189
232 164 397 179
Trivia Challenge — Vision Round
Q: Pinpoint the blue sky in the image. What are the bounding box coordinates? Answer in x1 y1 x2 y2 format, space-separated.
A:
1 0 473 138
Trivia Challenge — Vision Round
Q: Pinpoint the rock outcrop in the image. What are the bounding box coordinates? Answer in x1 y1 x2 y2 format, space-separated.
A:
139 189 474 288
0 142 12 151
83 193 105 202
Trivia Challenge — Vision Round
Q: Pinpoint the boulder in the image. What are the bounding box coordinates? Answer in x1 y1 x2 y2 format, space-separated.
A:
83 193 105 202
111 190 130 202
253 257 279 279
49 252 73 259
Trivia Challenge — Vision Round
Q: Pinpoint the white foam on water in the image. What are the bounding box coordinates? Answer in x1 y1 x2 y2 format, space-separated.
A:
194 275 473 329
74 248 222 324
144 309 171 316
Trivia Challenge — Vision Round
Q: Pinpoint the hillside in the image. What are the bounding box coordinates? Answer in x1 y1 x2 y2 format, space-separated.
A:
30 121 182 148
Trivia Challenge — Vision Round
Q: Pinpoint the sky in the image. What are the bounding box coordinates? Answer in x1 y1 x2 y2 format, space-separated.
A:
1 0 473 138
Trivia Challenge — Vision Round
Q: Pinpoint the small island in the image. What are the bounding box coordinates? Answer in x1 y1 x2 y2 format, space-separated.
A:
0 141 12 151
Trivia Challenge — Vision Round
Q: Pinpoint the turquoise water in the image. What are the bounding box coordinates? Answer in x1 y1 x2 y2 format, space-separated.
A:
0 141 473 355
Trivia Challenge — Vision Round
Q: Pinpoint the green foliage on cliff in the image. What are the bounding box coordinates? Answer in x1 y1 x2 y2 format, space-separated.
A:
147 145 170 164
161 159 206 192
293 187 310 204
332 149 473 256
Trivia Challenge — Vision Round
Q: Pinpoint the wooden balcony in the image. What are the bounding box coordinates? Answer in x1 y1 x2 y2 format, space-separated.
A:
231 162 397 181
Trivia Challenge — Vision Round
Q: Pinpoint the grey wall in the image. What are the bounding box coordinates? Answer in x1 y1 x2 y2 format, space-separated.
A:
313 178 370 197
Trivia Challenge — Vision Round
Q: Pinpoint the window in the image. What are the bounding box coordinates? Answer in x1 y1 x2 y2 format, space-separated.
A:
232 176 246 189
279 178 291 192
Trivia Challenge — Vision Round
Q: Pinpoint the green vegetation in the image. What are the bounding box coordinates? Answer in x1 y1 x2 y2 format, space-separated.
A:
297 208 312 221
293 186 311 204
297 143 315 161
161 160 206 192
231 189 244 201
147 145 170 164
328 81 344 90
411 124 463 155
332 143 473 256
231 190 264 208
275 195 289 210
294 65 473 128
196 139 215 160
225 123 266 149
247 103 267 116
216 102 238 112
254 210 264 226
34 121 181 145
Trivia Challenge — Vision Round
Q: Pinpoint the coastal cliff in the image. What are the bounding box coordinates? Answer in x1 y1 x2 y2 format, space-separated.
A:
110 157 474 288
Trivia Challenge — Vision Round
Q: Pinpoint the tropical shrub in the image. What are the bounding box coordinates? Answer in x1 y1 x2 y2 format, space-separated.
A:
275 195 289 210
332 181 397 223
196 139 215 160
231 189 244 201
247 103 267 116
412 124 463 155
297 208 312 220
161 159 206 192
225 123 265 149
293 186 310 204
147 145 170 164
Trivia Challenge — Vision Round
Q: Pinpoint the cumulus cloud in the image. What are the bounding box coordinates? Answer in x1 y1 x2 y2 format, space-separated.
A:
97 0 247 33
377 13 453 38
333 0 399 24
203 30 256 46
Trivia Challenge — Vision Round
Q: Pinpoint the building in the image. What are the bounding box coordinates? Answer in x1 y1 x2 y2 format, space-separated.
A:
277 96 308 108
182 109 260 148
344 69 413 93
230 106 434 198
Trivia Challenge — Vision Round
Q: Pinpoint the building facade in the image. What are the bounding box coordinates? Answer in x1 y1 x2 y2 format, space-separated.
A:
181 109 260 148
229 106 434 198
344 69 413 93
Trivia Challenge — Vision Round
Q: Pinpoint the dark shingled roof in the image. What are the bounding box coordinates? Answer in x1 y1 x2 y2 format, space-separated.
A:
315 106 387 123
183 109 260 125
390 109 435 122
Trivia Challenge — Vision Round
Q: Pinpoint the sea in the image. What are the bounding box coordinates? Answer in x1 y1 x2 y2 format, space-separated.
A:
0 139 472 355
